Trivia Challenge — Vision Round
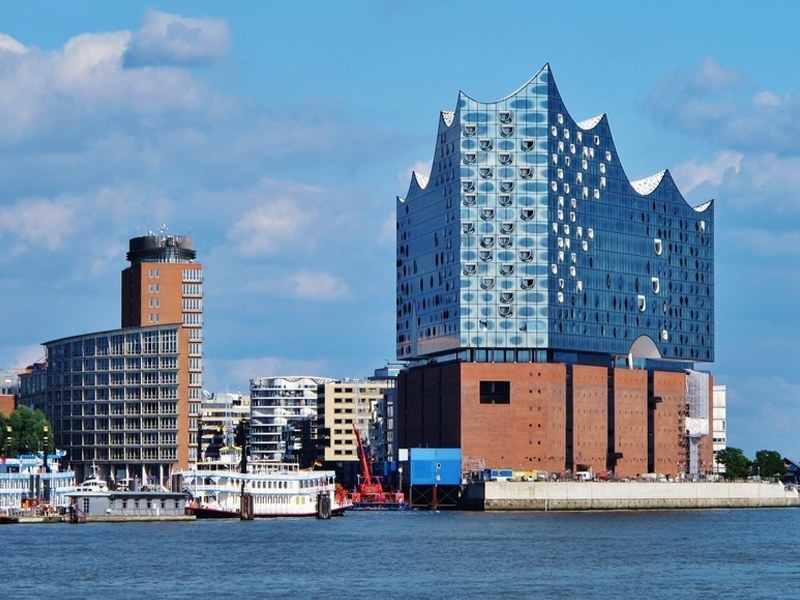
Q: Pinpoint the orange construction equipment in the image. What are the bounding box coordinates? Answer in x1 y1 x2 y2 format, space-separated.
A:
349 424 408 509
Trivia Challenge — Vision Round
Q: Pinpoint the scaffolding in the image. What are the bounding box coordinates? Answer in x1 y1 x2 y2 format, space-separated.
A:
685 370 710 474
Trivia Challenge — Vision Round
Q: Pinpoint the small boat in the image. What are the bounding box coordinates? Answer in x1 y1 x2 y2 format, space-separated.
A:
71 463 110 494
179 452 351 518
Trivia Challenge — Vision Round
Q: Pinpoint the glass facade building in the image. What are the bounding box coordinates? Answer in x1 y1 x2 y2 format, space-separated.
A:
249 376 334 462
33 324 191 483
396 64 713 369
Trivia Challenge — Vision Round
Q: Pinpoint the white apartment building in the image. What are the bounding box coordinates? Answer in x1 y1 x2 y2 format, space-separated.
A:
712 384 727 474
249 376 334 462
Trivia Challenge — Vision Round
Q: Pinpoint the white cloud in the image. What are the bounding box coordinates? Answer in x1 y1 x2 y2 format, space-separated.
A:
689 57 745 92
288 269 353 301
0 34 26 54
228 198 309 257
645 58 744 133
0 196 78 252
59 31 130 81
89 241 126 277
671 151 742 193
711 153 800 212
124 10 229 67
646 58 800 154
0 185 166 265
0 23 218 146
753 90 782 107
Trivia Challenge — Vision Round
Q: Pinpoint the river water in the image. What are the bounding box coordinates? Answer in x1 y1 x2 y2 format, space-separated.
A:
2 508 798 599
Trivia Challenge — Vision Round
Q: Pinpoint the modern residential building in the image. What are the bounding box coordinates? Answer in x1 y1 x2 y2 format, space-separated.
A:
19 232 203 483
33 324 190 483
316 375 396 485
198 391 250 461
249 376 334 463
396 64 715 479
712 384 727 474
368 364 403 468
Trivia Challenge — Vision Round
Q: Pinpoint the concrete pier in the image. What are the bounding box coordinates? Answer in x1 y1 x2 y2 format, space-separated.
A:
460 481 800 511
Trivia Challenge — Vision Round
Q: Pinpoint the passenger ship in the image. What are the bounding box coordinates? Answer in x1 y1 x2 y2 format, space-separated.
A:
0 453 76 521
179 453 351 518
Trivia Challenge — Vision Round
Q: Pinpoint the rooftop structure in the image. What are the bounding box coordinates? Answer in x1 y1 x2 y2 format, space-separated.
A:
125 233 196 264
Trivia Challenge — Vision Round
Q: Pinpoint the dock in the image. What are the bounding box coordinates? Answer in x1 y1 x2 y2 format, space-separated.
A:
459 480 800 511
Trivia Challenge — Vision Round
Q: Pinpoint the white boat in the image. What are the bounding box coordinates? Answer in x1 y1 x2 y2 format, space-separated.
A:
0 453 76 518
179 460 351 518
71 463 109 494
66 464 193 523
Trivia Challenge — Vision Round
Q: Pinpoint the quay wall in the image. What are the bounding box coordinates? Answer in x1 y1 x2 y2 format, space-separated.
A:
83 515 196 523
461 481 800 511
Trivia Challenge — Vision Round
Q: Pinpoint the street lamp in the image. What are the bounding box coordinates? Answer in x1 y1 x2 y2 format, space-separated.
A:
5 425 11 458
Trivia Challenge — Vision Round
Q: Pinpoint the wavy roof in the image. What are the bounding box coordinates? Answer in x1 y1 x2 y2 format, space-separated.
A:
402 64 712 213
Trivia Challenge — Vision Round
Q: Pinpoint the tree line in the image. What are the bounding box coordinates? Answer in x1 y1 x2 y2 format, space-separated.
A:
714 447 788 480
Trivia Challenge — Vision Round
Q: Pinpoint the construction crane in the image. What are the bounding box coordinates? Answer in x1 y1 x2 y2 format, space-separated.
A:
350 423 408 509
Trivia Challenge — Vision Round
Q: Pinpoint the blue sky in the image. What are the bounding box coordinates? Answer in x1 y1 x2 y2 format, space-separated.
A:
0 2 798 459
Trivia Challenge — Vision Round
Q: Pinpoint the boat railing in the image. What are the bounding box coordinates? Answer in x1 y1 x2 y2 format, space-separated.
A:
248 461 301 474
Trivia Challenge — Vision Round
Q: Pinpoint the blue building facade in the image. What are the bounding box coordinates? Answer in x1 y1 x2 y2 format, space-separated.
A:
396 64 713 369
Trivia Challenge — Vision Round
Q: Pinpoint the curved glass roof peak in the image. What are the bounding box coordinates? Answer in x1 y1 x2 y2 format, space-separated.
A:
576 114 605 130
630 170 667 196
412 171 429 190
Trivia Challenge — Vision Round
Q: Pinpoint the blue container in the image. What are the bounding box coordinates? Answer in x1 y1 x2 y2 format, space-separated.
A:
410 448 462 485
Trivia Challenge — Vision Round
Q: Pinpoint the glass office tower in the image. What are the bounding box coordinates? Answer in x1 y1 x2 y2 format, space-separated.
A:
396 64 713 368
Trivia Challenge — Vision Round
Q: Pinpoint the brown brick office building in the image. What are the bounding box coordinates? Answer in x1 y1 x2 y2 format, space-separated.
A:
398 363 713 479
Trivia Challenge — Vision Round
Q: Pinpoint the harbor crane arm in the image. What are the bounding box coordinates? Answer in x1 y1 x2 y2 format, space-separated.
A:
352 424 373 486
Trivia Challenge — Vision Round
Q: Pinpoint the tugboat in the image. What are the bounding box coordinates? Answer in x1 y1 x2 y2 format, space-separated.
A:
349 426 409 510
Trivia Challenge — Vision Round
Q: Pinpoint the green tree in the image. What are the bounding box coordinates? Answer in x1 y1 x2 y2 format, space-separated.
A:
752 449 786 480
714 447 752 480
5 406 52 457
0 411 9 456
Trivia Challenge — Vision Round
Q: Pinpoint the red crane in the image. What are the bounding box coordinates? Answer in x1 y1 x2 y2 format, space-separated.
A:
350 424 407 509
